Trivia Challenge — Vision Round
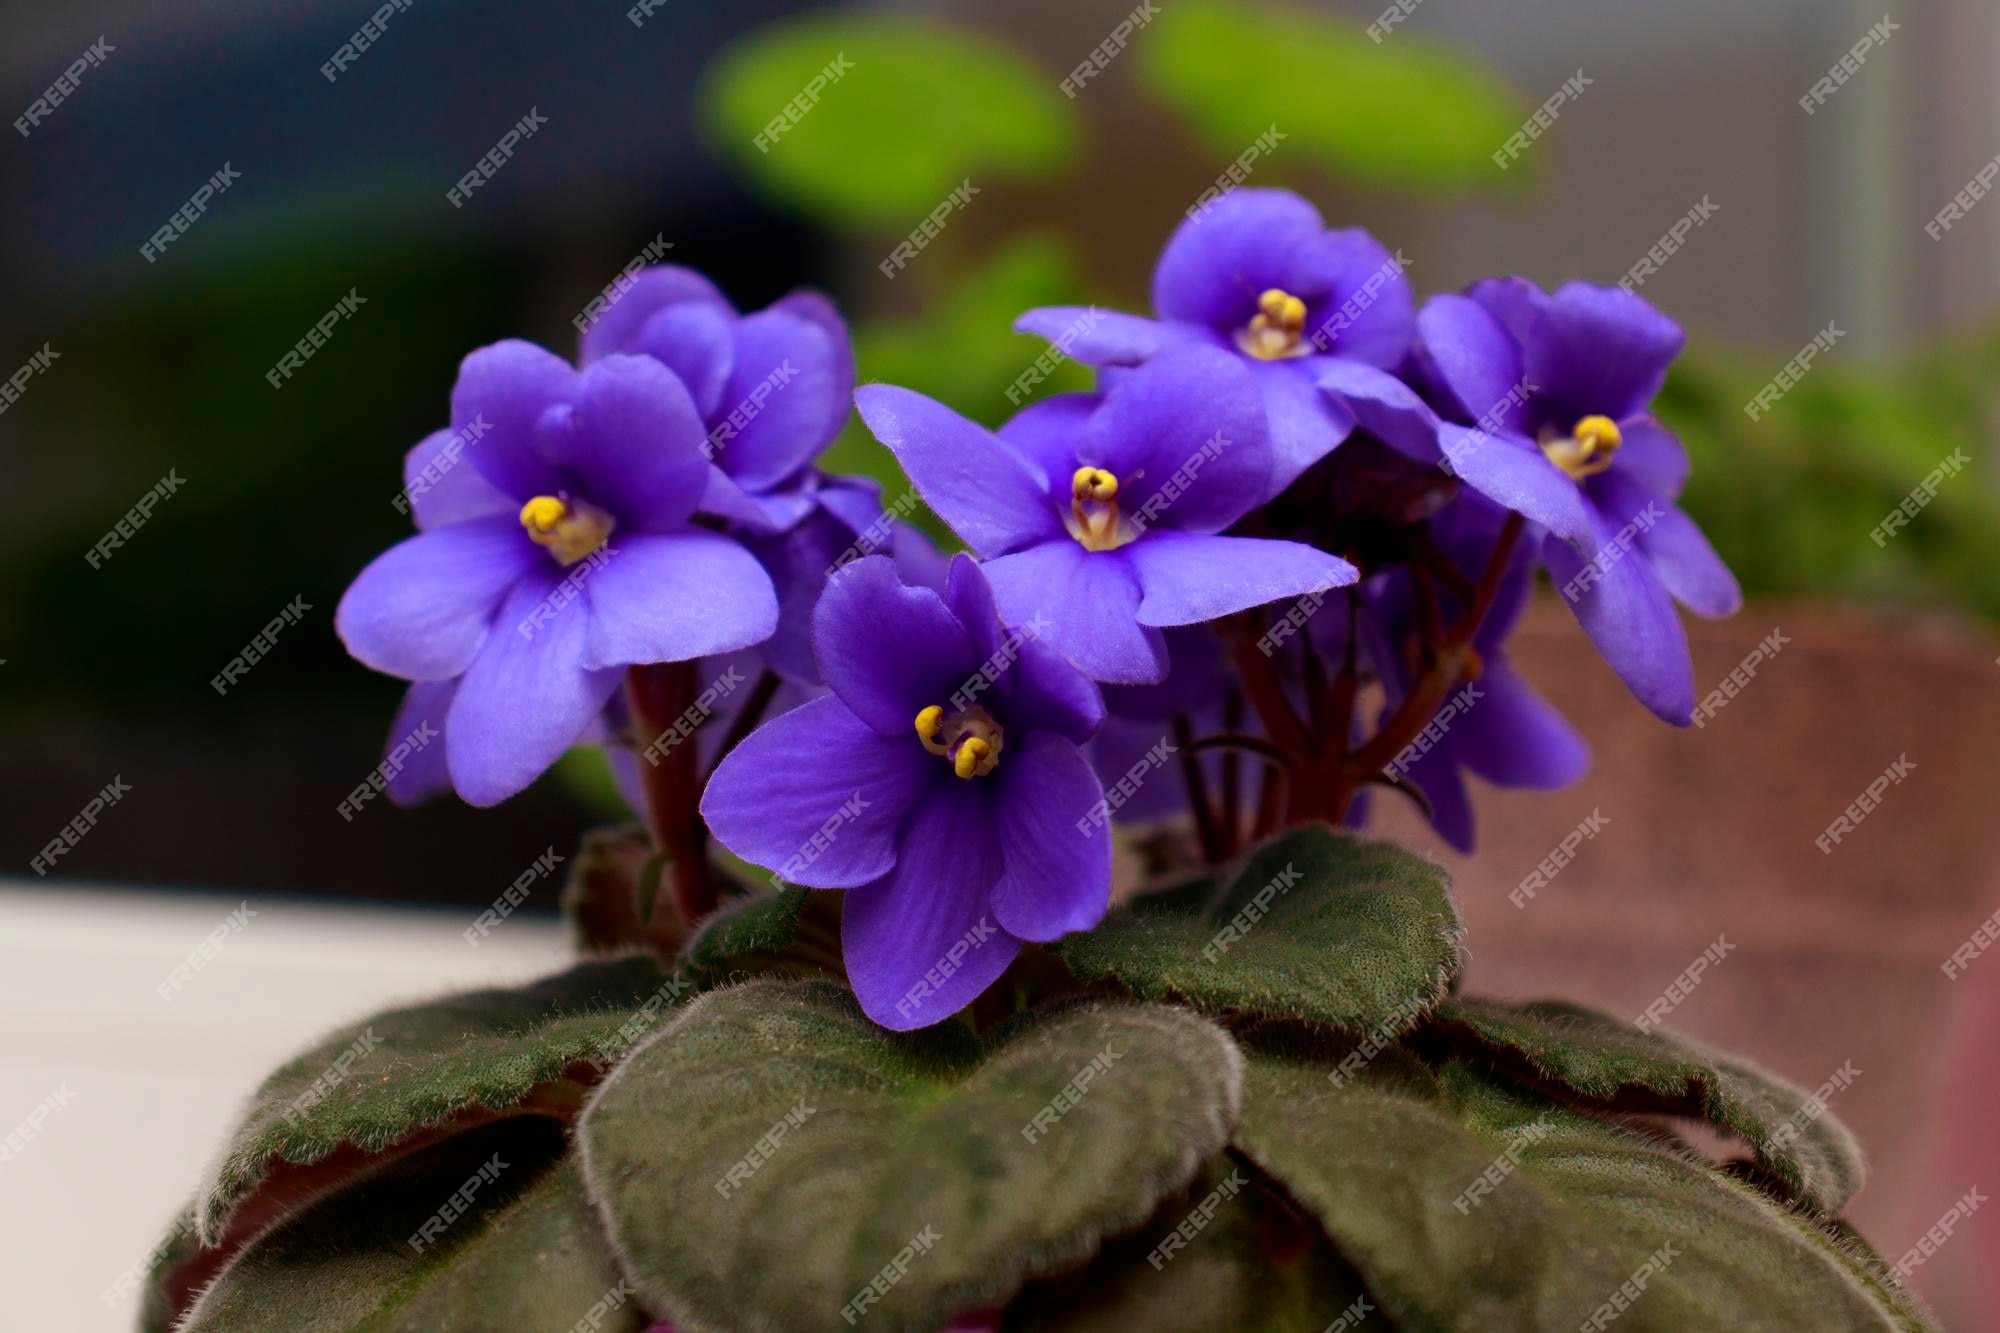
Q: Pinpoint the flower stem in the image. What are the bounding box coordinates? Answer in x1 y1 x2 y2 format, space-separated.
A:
624 663 718 925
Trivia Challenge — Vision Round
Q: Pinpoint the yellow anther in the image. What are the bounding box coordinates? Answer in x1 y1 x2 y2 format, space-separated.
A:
954 736 990 780
1072 466 1119 503
1239 288 1310 361
1540 415 1623 482
1257 288 1306 331
1572 415 1622 457
519 493 616 566
520 495 567 533
914 705 949 756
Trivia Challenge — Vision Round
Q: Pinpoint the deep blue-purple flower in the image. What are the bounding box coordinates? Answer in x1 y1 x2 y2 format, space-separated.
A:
1318 279 1740 723
1015 188 1414 494
701 554 1110 1030
336 342 778 805
855 346 1359 685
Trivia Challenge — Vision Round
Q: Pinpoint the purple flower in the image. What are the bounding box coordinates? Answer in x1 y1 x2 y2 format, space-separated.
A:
855 346 1359 685
700 554 1111 1030
336 343 778 805
1319 280 1740 723
1015 189 1414 494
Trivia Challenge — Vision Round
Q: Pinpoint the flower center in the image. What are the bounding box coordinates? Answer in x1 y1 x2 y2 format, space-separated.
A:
914 703 1004 780
1540 415 1622 482
1064 466 1134 552
519 494 616 566
1235 288 1310 361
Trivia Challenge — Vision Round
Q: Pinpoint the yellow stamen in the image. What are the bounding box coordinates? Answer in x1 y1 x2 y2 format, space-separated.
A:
1540 415 1623 482
953 736 990 780
914 703 1003 778
518 493 616 566
1237 287 1311 361
915 704 948 756
1072 466 1118 503
1068 466 1129 552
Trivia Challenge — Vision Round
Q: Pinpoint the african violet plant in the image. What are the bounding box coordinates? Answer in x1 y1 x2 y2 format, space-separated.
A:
146 190 1931 1331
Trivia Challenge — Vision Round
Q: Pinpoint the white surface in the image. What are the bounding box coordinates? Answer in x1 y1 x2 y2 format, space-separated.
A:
0 883 572 1333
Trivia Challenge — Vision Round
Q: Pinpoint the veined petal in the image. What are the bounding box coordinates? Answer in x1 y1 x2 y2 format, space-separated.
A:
1252 357 1352 495
990 735 1113 941
403 430 513 530
578 264 732 365
1454 659 1591 789
450 340 577 500
581 530 777 670
1301 226 1415 368
1012 307 1187 367
1591 470 1741 618
1437 423 1593 545
982 541 1166 685
1415 294 1529 431
814 555 978 736
1150 188 1327 330
1083 346 1272 533
1526 282 1685 426
1543 519 1694 726
561 355 711 533
1315 360 1445 463
714 309 848 491
383 678 459 806
1126 530 1357 628
854 384 1061 557
623 299 736 420
1610 415 1690 501
336 516 536 681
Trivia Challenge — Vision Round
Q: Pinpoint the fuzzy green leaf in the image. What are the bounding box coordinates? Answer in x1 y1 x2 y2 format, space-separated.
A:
1232 1042 1931 1331
1435 998 1868 1213
679 884 820 981
182 1120 644 1333
577 980 1243 1333
1054 825 1460 1029
196 955 689 1244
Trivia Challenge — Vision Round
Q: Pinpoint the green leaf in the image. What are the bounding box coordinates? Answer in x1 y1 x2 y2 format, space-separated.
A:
197 955 689 1244
679 884 848 986
182 1120 645 1333
1231 1044 1931 1331
1008 1158 1373 1332
577 980 1243 1333
1139 0 1528 192
702 17 1074 230
1054 824 1461 1029
1435 998 1868 1213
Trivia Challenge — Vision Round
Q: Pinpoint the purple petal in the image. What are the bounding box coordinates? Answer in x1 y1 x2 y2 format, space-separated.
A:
1542 519 1694 726
384 678 458 806
982 542 1167 685
1525 282 1685 426
623 300 736 420
581 530 777 670
990 735 1112 940
769 289 855 415
814 555 977 736
1252 357 1352 495
1150 188 1327 330
699 693 932 889
337 516 537 681
842 782 1022 1029
713 310 848 491
944 551 1006 670
403 430 513 531
1590 470 1740 618
1316 360 1446 463
1611 416 1690 501
1454 659 1591 789
1401 749 1474 853
854 385 1061 557
1464 276 1549 346
1125 530 1357 629
995 393 1095 491
561 355 710 532
1437 424 1593 545
947 547 1103 744
697 464 787 532
1012 307 1187 367
1415 294 1528 430
450 340 577 500
445 569 625 805
578 265 732 364
1302 227 1415 368
1083 346 1272 533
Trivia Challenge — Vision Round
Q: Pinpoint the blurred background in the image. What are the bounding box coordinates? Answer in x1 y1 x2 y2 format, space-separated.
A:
3 0 1995 1326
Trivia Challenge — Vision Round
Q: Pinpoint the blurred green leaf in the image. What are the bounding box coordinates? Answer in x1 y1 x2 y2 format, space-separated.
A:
1139 0 1527 192
703 16 1075 230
